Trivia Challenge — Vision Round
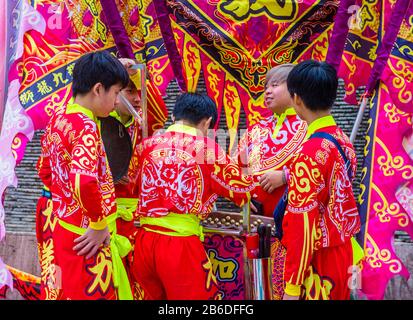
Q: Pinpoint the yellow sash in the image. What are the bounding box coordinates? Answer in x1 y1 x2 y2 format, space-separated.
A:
116 198 138 222
140 213 205 241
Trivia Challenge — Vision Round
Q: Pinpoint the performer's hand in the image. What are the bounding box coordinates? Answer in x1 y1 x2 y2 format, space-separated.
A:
283 293 300 300
118 58 138 75
73 227 111 259
259 170 284 193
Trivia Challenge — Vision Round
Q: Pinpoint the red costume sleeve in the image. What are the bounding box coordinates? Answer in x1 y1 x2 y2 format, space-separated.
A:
69 123 107 227
210 145 253 207
231 129 250 173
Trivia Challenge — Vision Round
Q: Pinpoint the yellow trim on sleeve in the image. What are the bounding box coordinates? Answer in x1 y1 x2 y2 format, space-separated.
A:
284 282 302 297
74 173 84 209
89 219 108 230
297 212 310 284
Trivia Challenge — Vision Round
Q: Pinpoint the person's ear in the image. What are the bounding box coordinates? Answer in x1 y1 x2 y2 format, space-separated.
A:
198 117 212 136
92 82 103 96
293 93 303 109
205 117 212 130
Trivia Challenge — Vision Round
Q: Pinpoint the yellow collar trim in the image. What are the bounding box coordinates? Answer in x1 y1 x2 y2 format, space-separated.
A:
110 110 134 128
272 107 296 139
167 123 199 136
273 107 296 119
66 103 97 123
305 115 336 139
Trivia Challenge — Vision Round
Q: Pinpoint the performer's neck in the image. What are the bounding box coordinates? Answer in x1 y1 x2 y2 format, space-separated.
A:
119 113 132 125
304 110 331 126
73 96 96 116
174 119 209 136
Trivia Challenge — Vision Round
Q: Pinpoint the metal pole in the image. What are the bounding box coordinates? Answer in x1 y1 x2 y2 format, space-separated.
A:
242 201 253 299
139 65 148 139
118 92 142 125
242 202 251 235
350 96 368 144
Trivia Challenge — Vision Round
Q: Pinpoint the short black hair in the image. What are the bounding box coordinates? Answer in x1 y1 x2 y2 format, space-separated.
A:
173 92 218 128
287 60 338 111
72 50 129 97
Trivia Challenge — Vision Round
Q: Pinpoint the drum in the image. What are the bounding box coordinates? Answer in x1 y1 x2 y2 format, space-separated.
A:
99 116 133 182
134 210 286 300
202 211 286 300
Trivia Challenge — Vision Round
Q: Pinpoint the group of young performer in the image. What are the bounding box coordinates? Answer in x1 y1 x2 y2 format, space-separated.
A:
34 50 361 300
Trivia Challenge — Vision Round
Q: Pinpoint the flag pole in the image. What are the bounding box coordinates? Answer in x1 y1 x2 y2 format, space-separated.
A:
242 202 253 299
350 96 368 143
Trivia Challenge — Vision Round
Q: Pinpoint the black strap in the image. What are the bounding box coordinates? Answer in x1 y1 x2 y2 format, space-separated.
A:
272 186 288 240
310 132 353 180
41 188 52 199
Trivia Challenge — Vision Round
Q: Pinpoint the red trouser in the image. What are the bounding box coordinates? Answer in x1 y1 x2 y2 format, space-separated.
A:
131 227 219 300
52 222 117 300
302 240 353 300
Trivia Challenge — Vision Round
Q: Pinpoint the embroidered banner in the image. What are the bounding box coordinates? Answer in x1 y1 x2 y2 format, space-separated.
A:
358 82 413 299
158 0 339 147
0 1 41 291
338 0 413 299
338 0 413 112
0 265 41 300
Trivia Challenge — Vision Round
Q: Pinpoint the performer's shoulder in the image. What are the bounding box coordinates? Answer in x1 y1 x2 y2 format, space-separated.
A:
257 115 275 127
242 116 274 136
299 137 323 158
335 126 353 146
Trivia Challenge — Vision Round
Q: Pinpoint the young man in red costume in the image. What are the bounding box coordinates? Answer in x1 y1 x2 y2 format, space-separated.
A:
233 64 307 217
282 60 361 300
111 60 168 242
37 50 131 299
109 69 140 237
131 92 254 300
110 61 168 299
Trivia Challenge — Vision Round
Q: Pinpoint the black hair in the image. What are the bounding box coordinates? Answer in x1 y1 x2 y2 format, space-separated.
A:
72 50 129 97
173 92 218 128
287 60 338 111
